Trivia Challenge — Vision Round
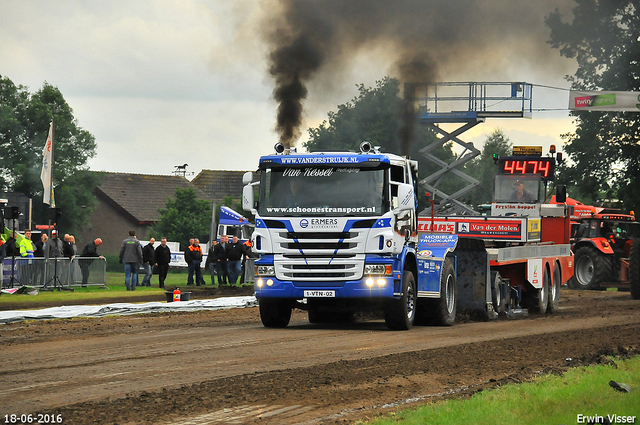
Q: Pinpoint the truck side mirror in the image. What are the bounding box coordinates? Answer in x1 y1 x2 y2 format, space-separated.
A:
556 184 566 203
242 171 253 185
242 185 254 212
395 183 415 212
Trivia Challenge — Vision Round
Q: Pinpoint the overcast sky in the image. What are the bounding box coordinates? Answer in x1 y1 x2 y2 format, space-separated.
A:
1 0 578 178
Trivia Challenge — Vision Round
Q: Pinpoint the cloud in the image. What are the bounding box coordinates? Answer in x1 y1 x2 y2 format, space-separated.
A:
0 0 578 177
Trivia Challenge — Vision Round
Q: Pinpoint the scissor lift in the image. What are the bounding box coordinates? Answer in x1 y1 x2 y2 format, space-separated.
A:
415 82 533 214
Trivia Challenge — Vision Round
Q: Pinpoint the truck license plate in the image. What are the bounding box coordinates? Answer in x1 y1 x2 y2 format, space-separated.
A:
304 290 335 297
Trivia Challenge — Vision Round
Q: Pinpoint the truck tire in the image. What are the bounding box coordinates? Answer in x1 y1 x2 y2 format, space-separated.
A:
527 267 549 314
630 239 640 300
570 245 613 290
548 263 561 313
384 270 416 330
434 258 457 326
259 298 292 328
491 271 507 314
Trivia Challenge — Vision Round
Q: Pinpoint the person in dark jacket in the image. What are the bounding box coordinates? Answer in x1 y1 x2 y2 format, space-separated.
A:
63 234 75 259
79 238 103 286
185 238 203 286
5 232 19 257
141 238 155 287
44 230 64 259
204 240 219 286
34 233 47 258
154 237 171 289
226 235 244 285
214 235 229 286
33 233 48 286
119 230 143 291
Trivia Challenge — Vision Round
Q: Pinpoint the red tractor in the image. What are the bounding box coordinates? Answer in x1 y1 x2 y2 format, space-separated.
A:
552 197 640 297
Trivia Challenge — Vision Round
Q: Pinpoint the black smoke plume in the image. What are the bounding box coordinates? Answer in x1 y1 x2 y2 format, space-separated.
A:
263 0 573 151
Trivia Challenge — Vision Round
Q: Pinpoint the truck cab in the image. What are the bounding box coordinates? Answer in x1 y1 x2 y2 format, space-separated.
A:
243 142 420 329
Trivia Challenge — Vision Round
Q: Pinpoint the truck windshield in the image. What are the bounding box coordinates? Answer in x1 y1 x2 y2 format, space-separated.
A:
493 175 542 203
259 167 387 217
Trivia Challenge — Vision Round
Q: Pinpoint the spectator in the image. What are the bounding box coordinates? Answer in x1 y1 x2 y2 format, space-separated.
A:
141 238 155 287
19 230 35 258
240 239 257 284
44 230 64 259
79 238 103 286
70 235 78 257
154 237 171 289
214 235 229 286
226 235 244 285
185 238 203 286
119 230 142 291
63 234 75 259
19 230 35 285
34 233 48 258
33 233 48 286
5 231 19 257
205 240 219 286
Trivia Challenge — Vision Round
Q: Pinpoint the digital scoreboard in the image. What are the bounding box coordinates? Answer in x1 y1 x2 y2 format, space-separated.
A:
497 157 556 180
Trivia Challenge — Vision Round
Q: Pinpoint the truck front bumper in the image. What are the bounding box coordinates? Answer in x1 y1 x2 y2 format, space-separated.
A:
254 276 397 299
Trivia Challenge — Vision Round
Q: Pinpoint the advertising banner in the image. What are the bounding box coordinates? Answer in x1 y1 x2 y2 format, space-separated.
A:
569 90 640 112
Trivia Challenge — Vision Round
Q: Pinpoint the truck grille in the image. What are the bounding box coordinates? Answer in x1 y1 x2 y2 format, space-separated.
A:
272 228 367 282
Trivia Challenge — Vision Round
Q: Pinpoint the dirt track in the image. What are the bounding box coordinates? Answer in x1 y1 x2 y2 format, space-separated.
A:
1 289 639 424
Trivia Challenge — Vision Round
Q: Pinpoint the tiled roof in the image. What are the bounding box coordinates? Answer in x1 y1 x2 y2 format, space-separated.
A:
96 172 210 224
191 170 257 204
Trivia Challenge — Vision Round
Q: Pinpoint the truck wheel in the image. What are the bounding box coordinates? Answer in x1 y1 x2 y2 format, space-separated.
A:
570 246 612 290
491 271 506 314
528 267 549 314
433 258 456 326
259 298 292 328
384 270 416 330
630 239 640 300
548 263 561 313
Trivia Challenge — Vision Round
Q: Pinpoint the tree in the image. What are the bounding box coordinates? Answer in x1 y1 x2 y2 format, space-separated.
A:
0 75 97 232
464 129 512 207
150 187 211 244
546 1 640 208
304 77 459 211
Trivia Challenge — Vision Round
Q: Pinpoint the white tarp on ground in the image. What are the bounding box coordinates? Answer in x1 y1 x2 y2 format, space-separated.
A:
0 296 258 324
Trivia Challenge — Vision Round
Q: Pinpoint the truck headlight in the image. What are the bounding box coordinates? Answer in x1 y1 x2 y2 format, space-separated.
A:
256 265 275 276
364 264 392 275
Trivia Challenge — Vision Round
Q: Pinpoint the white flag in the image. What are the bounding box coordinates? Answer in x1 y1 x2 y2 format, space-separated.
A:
40 122 55 206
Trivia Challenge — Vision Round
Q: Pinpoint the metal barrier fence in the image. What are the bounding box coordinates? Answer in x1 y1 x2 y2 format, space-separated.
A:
243 258 255 283
1 257 107 289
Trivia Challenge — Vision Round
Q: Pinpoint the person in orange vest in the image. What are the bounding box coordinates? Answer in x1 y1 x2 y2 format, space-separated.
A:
184 238 203 286
240 239 255 284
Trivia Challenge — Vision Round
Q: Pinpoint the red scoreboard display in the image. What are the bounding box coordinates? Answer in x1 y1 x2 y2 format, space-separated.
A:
497 157 556 180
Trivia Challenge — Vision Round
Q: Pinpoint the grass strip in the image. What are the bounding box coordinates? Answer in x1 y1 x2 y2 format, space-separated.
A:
365 356 640 425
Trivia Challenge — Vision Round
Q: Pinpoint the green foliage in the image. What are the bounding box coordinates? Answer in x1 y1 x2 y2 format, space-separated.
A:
463 129 512 207
150 187 211 245
304 77 459 211
0 75 97 231
55 171 105 233
546 1 640 210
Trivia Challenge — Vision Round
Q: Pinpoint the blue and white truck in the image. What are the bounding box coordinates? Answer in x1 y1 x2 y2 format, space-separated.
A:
242 142 573 329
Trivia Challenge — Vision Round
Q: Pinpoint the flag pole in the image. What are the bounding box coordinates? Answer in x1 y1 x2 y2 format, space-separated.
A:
50 120 54 209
